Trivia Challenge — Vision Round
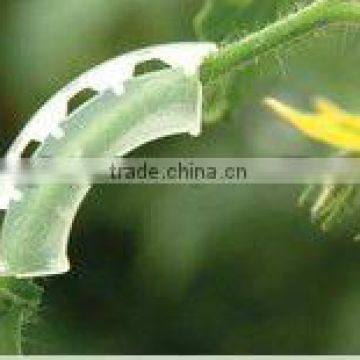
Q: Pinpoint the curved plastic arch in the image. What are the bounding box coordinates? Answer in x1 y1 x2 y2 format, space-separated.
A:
0 42 218 278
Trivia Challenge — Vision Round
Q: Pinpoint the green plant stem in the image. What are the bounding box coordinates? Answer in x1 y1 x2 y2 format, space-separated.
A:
200 0 360 84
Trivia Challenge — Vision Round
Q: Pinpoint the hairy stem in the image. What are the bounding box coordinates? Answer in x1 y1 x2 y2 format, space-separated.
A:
200 0 360 84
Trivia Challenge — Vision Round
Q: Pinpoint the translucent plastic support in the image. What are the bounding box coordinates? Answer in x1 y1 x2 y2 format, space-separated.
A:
0 67 206 278
1 42 217 209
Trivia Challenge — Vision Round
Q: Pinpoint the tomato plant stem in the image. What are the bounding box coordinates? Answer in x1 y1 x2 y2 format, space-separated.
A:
201 0 360 83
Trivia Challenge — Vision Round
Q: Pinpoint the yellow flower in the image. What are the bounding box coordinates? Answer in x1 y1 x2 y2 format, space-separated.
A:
264 97 360 152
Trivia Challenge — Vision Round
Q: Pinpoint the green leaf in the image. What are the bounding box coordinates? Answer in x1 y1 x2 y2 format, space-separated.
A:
0 278 41 354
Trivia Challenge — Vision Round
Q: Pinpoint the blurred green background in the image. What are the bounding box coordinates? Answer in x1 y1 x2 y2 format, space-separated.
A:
2 0 360 354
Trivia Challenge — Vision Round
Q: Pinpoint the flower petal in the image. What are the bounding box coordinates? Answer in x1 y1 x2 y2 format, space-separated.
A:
265 97 360 152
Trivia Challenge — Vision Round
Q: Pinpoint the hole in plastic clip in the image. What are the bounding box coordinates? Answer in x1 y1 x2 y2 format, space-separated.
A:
21 140 40 158
67 88 98 115
134 59 171 77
